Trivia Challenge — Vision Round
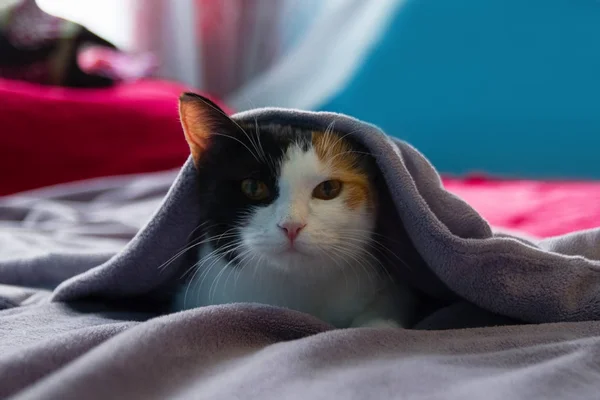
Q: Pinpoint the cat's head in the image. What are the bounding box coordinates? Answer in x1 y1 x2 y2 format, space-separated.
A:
179 93 378 276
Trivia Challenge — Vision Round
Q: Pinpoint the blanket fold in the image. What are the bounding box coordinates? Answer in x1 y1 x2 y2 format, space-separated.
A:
42 107 600 324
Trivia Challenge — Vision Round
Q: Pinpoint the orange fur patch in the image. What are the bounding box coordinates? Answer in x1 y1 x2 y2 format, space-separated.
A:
312 131 374 210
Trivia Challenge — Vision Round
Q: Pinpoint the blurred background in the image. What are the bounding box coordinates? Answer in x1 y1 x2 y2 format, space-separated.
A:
1 0 600 238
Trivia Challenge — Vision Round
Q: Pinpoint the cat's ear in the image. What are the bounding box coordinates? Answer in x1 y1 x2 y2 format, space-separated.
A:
179 92 234 164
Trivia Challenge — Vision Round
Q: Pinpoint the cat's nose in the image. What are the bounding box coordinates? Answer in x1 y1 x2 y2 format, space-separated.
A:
277 222 306 242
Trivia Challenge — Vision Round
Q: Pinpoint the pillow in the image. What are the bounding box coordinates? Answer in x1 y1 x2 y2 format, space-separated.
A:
0 78 229 195
318 0 600 180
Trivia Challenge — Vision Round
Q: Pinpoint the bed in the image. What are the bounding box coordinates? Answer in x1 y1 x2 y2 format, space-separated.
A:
2 81 600 400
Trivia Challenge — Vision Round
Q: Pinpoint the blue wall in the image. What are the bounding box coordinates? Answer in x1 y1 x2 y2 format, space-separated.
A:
318 0 600 179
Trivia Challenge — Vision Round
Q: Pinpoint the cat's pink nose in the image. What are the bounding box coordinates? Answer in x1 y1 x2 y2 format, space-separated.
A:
278 222 306 242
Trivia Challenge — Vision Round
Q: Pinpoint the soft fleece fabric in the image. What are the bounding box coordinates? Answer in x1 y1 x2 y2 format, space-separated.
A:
2 108 600 399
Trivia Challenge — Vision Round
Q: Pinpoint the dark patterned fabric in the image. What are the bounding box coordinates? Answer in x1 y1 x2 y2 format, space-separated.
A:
0 0 115 87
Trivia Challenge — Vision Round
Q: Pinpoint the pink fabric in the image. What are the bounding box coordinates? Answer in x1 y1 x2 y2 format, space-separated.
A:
77 46 158 82
443 176 600 238
0 78 230 195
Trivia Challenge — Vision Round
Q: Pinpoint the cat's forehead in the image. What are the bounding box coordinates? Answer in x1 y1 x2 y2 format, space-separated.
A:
279 143 324 187
248 122 367 157
201 123 372 180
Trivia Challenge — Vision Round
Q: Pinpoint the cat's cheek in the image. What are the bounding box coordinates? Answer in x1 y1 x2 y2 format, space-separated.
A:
236 231 253 256
238 220 286 256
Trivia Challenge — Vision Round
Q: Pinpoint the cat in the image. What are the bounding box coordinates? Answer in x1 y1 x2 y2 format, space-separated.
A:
171 92 419 329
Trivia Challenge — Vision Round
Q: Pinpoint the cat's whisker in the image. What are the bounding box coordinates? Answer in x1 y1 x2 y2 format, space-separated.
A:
336 231 415 274
240 122 264 166
357 245 395 282
158 230 239 272
327 128 362 151
267 153 278 173
336 239 383 283
183 225 239 248
233 248 259 288
163 222 219 270
330 247 370 296
196 243 242 282
250 253 263 287
335 234 413 282
233 251 258 290
185 220 210 242
337 228 406 251
327 244 366 291
316 242 350 293
180 239 241 279
193 256 224 307
337 228 409 246
183 262 203 309
328 150 374 165
195 244 245 306
184 252 224 309
211 132 261 163
184 223 233 247
223 249 254 293
322 120 337 150
183 241 243 307
208 248 250 302
253 116 269 166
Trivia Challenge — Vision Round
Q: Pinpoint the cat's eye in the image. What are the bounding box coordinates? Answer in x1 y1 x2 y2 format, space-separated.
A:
241 178 270 200
312 180 343 200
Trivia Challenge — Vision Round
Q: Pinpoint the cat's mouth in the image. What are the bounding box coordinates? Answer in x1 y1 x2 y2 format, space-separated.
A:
244 236 317 259
267 242 316 259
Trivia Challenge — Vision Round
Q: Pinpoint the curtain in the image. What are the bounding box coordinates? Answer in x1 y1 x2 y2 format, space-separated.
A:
35 0 400 109
130 0 324 98
37 0 325 97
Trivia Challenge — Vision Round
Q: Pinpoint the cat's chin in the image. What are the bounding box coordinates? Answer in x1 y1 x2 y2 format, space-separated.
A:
276 246 307 256
257 248 323 272
268 248 313 261
249 240 317 258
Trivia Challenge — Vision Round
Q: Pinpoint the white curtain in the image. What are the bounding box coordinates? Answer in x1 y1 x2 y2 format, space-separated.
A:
130 0 327 99
36 0 401 110
227 0 402 111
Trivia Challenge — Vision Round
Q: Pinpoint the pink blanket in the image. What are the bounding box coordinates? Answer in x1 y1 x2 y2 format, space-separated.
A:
0 78 229 195
443 176 600 238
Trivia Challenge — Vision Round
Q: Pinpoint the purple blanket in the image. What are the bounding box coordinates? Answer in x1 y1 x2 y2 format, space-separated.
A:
2 108 600 399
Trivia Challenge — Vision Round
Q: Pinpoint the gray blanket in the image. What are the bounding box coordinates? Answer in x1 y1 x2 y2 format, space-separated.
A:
2 108 600 399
